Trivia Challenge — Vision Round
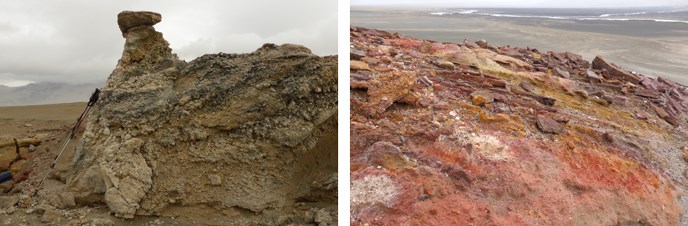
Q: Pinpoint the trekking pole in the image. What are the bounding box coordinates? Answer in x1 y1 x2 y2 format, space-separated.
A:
33 88 100 196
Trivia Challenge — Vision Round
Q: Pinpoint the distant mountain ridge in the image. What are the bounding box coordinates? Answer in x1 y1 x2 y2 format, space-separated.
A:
0 82 104 106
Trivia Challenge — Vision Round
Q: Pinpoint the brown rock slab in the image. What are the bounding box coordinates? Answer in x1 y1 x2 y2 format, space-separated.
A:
592 56 640 84
635 88 660 99
117 11 161 34
536 115 565 134
350 60 370 71
0 146 18 172
651 104 678 126
0 137 15 149
15 137 40 147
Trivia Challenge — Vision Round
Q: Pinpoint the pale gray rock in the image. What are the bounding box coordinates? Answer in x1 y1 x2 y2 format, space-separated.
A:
63 10 337 219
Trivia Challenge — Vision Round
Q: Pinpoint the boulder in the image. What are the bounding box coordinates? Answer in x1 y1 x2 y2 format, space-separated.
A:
592 56 640 84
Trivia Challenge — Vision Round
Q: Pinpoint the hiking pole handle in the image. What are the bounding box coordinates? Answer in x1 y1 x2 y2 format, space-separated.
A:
88 88 101 106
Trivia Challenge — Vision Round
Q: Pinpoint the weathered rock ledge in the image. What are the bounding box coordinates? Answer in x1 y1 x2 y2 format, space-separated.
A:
350 26 687 226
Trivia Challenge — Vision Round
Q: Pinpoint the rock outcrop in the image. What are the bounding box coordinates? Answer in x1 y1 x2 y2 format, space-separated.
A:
351 26 687 225
56 11 337 219
0 135 43 184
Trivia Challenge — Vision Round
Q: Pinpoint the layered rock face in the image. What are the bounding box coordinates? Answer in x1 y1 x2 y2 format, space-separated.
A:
62 11 337 218
350 27 688 225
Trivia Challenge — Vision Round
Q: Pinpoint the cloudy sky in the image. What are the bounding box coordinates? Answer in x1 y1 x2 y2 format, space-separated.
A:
351 0 686 8
0 0 337 87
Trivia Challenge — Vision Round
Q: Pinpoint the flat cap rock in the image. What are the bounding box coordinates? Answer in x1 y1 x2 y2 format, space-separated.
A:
117 11 161 34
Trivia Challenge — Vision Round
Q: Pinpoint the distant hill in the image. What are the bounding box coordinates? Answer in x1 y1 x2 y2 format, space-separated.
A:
0 82 104 106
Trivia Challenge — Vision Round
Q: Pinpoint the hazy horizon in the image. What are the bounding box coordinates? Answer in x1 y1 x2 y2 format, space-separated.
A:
351 0 687 8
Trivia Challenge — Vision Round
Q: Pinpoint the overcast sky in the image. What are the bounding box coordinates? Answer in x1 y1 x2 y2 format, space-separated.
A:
0 0 337 87
351 0 687 8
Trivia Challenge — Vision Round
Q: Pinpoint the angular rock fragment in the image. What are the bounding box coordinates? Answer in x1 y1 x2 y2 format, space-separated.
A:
592 56 640 84
536 114 565 134
635 88 660 99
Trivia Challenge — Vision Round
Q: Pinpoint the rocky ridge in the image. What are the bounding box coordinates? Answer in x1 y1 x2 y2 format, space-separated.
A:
1 11 337 225
350 26 688 225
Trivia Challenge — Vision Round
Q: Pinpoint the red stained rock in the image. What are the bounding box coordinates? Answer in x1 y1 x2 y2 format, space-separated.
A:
363 70 417 116
350 27 686 226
